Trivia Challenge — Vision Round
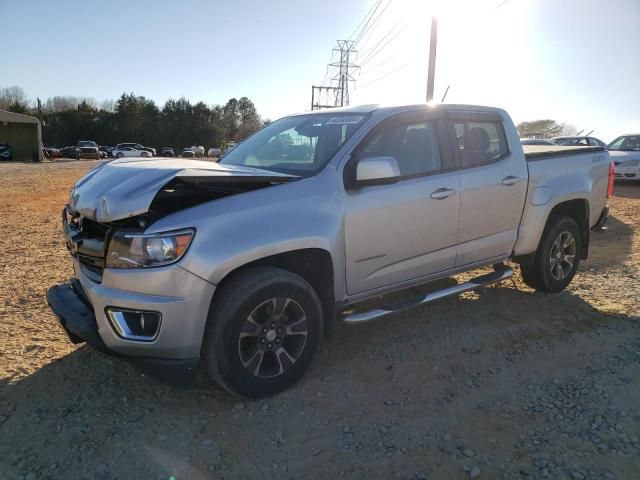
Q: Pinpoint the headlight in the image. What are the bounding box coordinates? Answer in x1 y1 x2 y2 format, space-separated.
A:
620 159 640 167
106 229 195 269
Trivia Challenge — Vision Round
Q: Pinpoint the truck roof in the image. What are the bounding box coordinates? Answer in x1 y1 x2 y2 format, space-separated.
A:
289 103 507 117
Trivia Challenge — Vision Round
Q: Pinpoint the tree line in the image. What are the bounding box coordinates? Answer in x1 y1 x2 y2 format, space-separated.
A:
516 119 577 139
0 86 267 149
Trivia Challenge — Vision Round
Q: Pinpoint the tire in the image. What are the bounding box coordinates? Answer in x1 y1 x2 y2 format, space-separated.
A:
520 215 581 293
201 267 323 398
116 152 123 158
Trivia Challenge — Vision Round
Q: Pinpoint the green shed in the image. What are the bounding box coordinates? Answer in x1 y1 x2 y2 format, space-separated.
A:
0 110 42 162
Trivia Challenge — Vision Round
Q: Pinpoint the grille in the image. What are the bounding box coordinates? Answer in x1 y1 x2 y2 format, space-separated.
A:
65 210 109 283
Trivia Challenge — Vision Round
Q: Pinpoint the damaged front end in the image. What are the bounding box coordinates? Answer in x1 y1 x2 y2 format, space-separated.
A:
63 159 298 281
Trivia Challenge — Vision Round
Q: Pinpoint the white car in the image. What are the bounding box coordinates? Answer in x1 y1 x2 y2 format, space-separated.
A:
112 146 152 158
609 134 640 181
223 142 238 155
190 145 205 157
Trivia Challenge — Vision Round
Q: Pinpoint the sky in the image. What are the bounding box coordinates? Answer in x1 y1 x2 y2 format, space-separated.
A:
1 0 638 142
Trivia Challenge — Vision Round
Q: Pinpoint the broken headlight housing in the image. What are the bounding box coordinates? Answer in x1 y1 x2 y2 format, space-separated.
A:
106 229 195 269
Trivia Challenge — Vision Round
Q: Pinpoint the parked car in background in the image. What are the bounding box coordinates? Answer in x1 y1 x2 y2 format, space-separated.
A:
42 145 60 159
161 146 175 157
99 146 114 158
521 138 555 146
223 141 238 155
0 143 12 161
182 148 195 158
609 134 640 181
116 143 156 156
112 146 152 158
551 136 606 147
190 145 205 157
48 103 612 398
207 147 222 158
76 140 100 160
59 146 78 158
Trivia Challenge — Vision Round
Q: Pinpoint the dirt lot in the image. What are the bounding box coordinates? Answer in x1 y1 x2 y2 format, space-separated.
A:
0 160 638 480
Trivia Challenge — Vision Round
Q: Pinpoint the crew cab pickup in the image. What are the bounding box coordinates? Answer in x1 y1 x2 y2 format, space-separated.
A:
47 104 613 397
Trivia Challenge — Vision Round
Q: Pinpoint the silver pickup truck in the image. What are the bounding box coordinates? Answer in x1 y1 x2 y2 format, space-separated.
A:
47 104 613 397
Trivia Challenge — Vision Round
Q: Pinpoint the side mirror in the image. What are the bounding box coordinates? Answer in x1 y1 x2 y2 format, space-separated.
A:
355 156 401 185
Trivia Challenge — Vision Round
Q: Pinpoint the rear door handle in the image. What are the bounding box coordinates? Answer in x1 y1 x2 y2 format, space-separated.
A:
430 188 456 200
502 176 522 186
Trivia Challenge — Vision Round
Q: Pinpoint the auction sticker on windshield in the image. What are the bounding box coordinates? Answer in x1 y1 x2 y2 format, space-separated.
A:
326 115 365 125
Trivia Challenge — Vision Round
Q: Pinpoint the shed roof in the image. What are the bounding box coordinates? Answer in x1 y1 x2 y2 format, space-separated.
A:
0 110 40 124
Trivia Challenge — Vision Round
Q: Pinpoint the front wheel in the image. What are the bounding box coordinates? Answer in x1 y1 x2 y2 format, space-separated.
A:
115 152 123 158
201 267 323 398
520 215 581 293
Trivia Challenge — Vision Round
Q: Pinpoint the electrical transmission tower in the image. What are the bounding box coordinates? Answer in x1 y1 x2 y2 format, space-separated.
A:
311 40 359 110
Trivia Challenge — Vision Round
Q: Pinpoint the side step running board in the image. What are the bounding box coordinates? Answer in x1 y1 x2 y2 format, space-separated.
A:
342 264 513 323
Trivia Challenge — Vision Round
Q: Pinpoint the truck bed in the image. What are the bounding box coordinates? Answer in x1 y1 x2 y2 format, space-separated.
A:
523 145 605 161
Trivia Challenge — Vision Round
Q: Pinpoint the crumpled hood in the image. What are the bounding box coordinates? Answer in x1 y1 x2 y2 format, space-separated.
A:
69 157 294 222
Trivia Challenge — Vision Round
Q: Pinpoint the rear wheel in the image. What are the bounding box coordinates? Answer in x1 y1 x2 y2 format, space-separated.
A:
520 215 581 293
201 267 323 398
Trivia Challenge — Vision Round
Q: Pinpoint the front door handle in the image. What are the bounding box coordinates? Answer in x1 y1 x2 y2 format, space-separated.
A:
430 188 456 200
502 176 522 186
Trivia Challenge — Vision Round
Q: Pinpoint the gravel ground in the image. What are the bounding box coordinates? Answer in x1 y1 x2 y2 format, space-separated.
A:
0 160 638 480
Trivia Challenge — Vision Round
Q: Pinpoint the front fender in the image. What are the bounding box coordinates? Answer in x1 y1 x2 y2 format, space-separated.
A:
148 171 345 290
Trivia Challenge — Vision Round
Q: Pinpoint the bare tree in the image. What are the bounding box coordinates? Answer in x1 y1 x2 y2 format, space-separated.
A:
560 123 578 136
0 86 29 111
100 99 116 112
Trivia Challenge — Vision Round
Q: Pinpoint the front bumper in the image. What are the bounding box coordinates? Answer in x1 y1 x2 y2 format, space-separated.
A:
614 165 640 180
77 150 99 158
47 279 201 385
47 257 216 384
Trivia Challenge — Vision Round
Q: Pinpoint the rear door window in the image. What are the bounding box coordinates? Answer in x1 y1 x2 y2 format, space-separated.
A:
451 121 508 167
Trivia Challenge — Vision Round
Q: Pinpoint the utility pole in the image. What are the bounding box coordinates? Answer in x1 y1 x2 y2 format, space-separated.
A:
329 40 359 107
311 40 359 110
37 97 43 123
311 86 341 110
426 16 438 102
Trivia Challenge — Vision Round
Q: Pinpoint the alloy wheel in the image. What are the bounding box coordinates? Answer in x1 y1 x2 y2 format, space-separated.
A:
549 231 576 280
237 297 309 378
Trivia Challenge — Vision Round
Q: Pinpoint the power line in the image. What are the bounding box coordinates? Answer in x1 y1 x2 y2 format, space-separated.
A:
357 62 412 89
491 0 511 11
348 0 382 41
354 0 393 47
359 50 404 76
351 0 385 44
359 21 405 67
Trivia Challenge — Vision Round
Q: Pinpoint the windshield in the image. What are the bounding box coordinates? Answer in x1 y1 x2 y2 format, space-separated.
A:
608 135 640 151
553 137 588 146
78 141 96 147
219 112 370 176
